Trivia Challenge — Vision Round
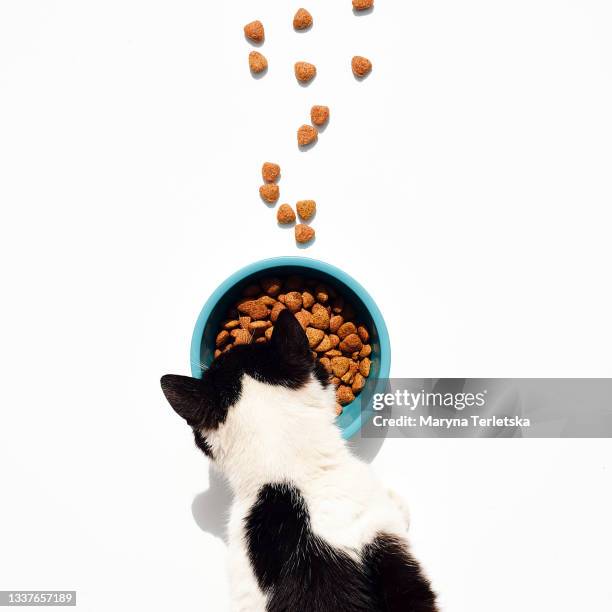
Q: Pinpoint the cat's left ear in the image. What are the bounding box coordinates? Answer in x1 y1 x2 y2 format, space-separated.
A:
161 374 205 427
271 309 312 364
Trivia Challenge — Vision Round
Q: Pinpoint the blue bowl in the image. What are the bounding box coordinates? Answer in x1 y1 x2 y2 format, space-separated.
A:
190 256 391 439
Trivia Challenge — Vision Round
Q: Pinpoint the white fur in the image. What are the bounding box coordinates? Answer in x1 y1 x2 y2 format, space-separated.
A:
203 374 410 612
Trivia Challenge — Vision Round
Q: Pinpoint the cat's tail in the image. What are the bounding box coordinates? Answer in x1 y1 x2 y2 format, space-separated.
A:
364 533 439 612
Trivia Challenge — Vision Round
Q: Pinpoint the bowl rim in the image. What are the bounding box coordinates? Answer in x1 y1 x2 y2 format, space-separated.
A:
190 255 391 439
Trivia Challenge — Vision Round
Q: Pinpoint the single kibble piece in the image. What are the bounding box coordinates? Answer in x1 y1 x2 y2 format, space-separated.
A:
310 105 329 126
237 300 269 320
302 291 315 309
244 20 265 42
262 162 281 183
352 55 372 77
249 51 268 74
337 385 356 406
277 203 296 224
295 61 317 82
295 224 315 244
260 277 282 296
260 183 280 203
297 125 318 147
353 0 374 10
285 291 303 313
293 8 313 30
340 333 363 353
296 199 316 221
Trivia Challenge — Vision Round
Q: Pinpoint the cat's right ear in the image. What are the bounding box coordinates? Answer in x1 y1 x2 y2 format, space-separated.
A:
160 374 204 427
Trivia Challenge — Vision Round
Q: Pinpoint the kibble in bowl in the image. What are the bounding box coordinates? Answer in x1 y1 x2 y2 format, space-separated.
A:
190 257 391 439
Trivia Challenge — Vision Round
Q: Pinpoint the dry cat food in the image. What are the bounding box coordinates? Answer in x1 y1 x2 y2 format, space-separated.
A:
295 224 315 244
295 61 317 83
244 20 265 43
353 0 374 10
249 51 268 74
297 124 318 147
262 162 281 183
310 105 330 126
296 199 316 221
277 204 296 224
352 55 372 77
259 183 280 204
213 276 373 414
293 8 313 30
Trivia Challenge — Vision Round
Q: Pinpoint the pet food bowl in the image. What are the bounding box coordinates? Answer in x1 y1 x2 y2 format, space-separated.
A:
190 256 391 439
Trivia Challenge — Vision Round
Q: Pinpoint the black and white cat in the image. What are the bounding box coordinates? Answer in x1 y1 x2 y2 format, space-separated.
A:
161 310 438 612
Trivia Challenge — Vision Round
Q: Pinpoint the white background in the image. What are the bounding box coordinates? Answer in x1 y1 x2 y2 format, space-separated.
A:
1 1 611 610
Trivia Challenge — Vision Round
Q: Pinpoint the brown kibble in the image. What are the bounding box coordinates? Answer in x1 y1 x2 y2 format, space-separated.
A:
352 55 372 78
244 20 265 42
277 204 296 224
296 200 316 221
359 357 371 377
262 162 281 183
270 302 286 322
258 295 276 307
311 307 330 330
329 334 340 348
319 357 332 374
352 0 374 10
285 291 303 313
297 125 318 147
330 315 344 333
249 320 271 332
340 333 363 353
337 385 355 406
231 329 251 345
302 291 315 309
315 335 333 352
357 325 370 343
331 297 344 314
223 319 240 330
310 105 329 126
293 8 313 30
331 376 341 386
359 344 372 358
331 356 351 378
249 51 268 74
260 277 282 296
306 327 325 348
335 403 344 416
265 326 274 341
337 322 357 339
352 373 366 393
295 61 317 82
295 309 313 329
214 349 222 359
260 184 279 204
315 284 329 304
239 316 251 330
295 224 315 244
237 300 269 320
277 294 287 304
325 349 342 358
216 330 231 347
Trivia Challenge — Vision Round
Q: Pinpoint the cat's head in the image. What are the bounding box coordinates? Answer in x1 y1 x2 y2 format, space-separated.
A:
161 310 338 483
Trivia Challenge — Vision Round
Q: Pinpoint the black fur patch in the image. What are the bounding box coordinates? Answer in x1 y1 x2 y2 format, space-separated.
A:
193 430 214 458
245 483 438 612
161 311 321 444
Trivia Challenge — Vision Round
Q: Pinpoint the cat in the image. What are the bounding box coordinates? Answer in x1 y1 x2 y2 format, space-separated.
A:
161 309 438 612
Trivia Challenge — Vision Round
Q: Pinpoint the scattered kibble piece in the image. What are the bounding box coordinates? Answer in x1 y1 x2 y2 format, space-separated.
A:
262 162 281 183
244 20 265 42
297 124 318 147
277 204 296 224
310 105 329 126
337 385 356 406
352 0 374 10
259 183 280 204
296 200 316 221
249 51 268 74
293 8 313 30
295 224 315 244
295 61 317 82
352 55 372 77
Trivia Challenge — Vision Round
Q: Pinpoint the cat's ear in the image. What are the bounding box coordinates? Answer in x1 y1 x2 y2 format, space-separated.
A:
160 374 205 427
271 309 311 362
